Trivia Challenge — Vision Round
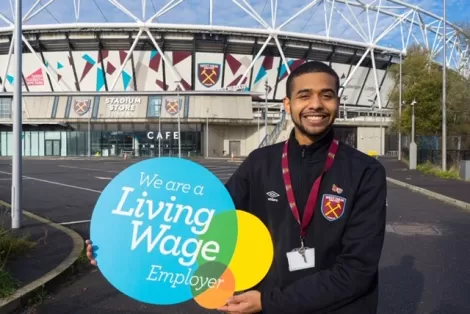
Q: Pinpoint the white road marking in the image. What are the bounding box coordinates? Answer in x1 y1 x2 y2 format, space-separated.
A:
59 165 120 173
95 176 112 180
0 170 102 194
60 219 91 226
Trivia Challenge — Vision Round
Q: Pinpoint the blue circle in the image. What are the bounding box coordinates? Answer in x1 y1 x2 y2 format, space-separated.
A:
90 157 235 305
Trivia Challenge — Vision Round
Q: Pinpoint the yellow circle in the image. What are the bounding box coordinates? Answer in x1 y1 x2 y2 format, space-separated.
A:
227 210 274 292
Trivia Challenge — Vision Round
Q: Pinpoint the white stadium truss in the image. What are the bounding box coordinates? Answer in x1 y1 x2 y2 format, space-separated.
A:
0 0 468 119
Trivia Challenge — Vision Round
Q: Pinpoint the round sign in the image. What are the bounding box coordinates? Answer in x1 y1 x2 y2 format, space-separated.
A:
90 157 273 309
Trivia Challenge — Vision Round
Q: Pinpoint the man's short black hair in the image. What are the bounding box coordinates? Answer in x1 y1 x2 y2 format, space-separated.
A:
286 61 340 99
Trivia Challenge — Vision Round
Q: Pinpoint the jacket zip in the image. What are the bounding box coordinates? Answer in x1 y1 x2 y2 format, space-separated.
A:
298 146 306 218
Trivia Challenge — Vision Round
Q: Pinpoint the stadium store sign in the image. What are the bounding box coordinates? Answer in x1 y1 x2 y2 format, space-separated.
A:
105 97 141 118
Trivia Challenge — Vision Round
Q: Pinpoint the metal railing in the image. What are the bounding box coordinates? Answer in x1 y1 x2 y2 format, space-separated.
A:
258 111 287 148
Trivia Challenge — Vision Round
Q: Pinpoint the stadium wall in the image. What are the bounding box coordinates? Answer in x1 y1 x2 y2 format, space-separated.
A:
0 93 279 157
0 50 395 107
357 126 386 155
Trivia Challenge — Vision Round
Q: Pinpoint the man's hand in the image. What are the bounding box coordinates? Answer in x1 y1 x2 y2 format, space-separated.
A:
85 240 98 266
218 290 262 314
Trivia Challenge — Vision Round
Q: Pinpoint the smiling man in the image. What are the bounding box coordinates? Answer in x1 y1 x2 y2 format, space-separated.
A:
220 61 388 314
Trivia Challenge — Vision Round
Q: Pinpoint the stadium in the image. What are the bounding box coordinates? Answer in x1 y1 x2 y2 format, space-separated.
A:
0 0 467 158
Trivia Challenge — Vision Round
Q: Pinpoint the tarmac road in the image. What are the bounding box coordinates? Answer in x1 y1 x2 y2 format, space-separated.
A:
0 158 468 314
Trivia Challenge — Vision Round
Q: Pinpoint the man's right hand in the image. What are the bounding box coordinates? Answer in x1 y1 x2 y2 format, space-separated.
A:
85 240 97 266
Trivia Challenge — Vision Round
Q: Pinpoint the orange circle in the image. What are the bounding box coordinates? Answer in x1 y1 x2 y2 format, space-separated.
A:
194 267 236 309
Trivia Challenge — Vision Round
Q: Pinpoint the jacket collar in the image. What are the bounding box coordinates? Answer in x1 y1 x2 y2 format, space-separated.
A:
287 126 335 158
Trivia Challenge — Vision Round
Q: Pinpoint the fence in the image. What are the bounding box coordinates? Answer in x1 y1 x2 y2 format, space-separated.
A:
401 148 470 167
400 135 470 150
398 135 470 167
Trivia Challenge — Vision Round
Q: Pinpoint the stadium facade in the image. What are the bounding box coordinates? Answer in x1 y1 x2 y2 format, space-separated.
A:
0 0 467 158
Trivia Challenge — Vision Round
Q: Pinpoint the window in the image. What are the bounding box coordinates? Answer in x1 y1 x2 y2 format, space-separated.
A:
147 96 162 117
0 98 12 119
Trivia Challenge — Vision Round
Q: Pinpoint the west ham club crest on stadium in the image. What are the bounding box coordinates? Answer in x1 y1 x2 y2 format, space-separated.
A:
198 63 221 88
165 98 180 115
73 99 91 116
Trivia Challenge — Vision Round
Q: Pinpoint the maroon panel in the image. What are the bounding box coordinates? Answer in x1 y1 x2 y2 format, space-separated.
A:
106 62 116 75
227 74 248 87
226 54 242 75
279 59 306 81
180 79 192 90
119 50 128 65
262 56 274 70
149 53 161 72
99 50 109 63
156 79 168 91
80 62 94 82
172 51 191 65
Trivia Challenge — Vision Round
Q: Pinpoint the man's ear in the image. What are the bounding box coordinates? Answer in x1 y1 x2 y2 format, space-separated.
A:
283 97 291 115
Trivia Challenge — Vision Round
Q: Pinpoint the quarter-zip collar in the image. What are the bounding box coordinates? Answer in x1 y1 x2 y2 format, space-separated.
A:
287 126 335 160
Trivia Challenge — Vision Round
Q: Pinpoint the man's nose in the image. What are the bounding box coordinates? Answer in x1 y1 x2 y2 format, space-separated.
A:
306 94 323 109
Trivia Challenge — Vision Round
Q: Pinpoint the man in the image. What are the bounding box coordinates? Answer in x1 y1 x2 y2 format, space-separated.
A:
217 61 387 313
86 61 387 314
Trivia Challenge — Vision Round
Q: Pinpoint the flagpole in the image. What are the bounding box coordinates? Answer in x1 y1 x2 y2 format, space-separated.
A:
12 0 23 229
442 0 447 171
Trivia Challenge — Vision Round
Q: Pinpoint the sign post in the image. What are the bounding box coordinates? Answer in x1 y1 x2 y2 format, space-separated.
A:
175 81 182 158
205 108 209 158
11 0 23 229
442 0 447 171
264 80 269 143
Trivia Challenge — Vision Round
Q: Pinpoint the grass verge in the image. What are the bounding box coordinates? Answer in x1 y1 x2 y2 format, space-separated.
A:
0 226 35 298
417 161 461 180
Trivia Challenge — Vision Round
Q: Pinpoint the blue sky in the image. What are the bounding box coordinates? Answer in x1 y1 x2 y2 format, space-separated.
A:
0 0 468 60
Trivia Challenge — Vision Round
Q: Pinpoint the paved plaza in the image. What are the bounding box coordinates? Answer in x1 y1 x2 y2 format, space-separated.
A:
0 157 468 314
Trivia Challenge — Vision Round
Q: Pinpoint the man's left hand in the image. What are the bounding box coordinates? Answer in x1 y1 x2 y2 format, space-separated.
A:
218 290 262 313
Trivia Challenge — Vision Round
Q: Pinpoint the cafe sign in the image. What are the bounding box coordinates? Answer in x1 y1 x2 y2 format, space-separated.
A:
147 131 180 140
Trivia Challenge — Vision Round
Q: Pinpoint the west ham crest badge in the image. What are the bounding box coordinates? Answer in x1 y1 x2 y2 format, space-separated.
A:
73 99 91 116
321 194 346 222
198 63 221 87
165 99 180 116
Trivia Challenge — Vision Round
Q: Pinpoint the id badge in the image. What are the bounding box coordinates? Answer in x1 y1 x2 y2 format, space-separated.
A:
286 247 315 272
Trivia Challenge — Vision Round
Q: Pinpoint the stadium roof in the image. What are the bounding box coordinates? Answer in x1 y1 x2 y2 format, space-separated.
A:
0 0 467 63
0 0 468 112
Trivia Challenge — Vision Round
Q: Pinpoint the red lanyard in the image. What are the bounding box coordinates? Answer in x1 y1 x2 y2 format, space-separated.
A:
281 137 339 239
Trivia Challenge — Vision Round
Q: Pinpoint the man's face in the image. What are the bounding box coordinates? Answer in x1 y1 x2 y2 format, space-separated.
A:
284 72 339 137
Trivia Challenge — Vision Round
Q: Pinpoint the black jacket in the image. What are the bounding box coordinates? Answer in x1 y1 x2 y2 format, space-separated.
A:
225 127 387 314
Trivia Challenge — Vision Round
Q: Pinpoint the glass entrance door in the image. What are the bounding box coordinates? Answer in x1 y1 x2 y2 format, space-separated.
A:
45 140 61 156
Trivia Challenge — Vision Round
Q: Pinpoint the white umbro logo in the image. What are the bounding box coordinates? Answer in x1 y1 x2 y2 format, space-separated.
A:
266 191 279 202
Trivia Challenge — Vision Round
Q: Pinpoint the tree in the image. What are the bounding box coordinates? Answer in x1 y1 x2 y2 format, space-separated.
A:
387 45 470 139
446 67 470 135
387 46 444 136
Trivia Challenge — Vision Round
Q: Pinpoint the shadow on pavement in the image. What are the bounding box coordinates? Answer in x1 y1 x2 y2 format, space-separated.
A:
379 255 424 314
429 304 469 314
25 269 223 314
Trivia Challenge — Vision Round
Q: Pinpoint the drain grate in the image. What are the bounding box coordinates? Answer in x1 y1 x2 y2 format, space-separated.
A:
386 223 443 236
